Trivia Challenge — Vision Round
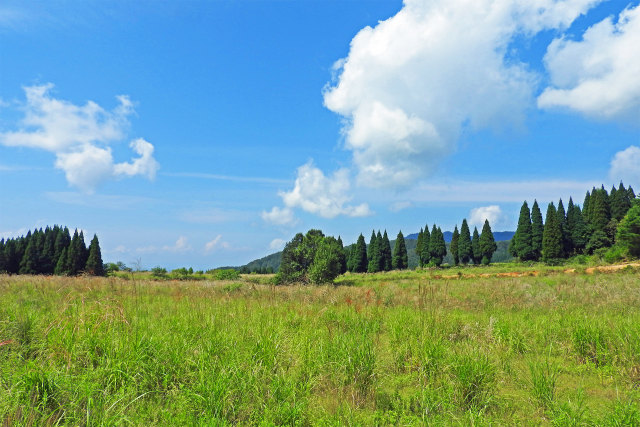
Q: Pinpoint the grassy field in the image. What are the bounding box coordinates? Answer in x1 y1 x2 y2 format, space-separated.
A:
1 266 640 425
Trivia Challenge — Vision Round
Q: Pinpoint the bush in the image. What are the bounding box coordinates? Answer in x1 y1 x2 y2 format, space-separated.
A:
604 246 626 264
150 266 168 278
213 269 240 280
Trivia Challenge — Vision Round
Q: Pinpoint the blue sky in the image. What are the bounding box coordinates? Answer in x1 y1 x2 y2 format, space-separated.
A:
1 0 639 269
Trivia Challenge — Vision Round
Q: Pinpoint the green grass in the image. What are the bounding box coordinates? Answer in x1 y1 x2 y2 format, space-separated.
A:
1 267 640 425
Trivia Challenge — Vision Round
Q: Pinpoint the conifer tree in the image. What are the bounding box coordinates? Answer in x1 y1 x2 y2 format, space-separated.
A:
85 234 105 276
381 231 392 271
450 226 460 266
542 203 563 262
566 198 588 254
367 230 378 273
429 226 447 266
416 229 425 267
421 225 431 267
586 188 612 251
352 234 368 273
611 182 632 221
0 239 5 272
40 227 56 274
337 236 348 274
19 236 40 275
3 239 19 274
392 231 408 269
54 227 71 265
54 247 69 275
515 201 534 260
531 200 544 260
479 219 497 265
471 227 481 265
582 191 592 224
458 219 472 265
557 199 570 257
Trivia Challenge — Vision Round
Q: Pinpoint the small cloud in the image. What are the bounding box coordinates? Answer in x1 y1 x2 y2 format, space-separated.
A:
204 235 230 252
389 201 413 212
269 238 287 251
261 206 298 226
163 236 191 253
610 146 640 185
113 245 128 254
264 161 372 223
469 205 504 228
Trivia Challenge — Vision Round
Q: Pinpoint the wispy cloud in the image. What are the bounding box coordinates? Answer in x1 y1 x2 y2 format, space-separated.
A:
164 172 290 185
179 208 252 224
204 235 230 252
0 84 159 193
45 191 157 209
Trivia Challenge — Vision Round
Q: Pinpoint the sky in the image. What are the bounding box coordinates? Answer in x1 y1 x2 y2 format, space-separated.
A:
1 0 639 270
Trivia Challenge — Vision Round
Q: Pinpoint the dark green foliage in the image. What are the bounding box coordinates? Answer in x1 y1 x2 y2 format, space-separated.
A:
557 199 571 256
471 227 481 265
428 226 447 267
337 236 347 274
458 219 472 265
416 228 425 267
54 247 69 276
19 235 40 275
418 225 431 267
531 200 543 261
352 234 368 273
309 236 344 284
514 201 535 261
67 230 88 275
566 198 588 255
479 220 497 265
611 182 632 221
616 205 640 258
587 187 611 234
85 235 105 276
392 231 408 269
367 230 380 273
450 226 460 266
381 231 392 271
278 233 307 283
542 203 563 263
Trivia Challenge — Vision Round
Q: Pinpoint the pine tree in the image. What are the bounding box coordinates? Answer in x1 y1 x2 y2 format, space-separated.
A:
471 227 481 265
542 203 563 262
3 239 19 274
586 188 612 252
392 231 408 269
566 198 588 254
514 201 535 260
479 219 497 265
337 236 347 274
19 236 40 275
582 191 592 224
611 182 632 221
367 230 378 273
531 200 544 261
54 247 69 275
421 225 431 267
352 234 368 273
381 231 392 271
85 234 105 276
458 219 472 265
40 227 56 274
416 229 425 267
429 226 447 266
557 199 569 257
450 226 460 266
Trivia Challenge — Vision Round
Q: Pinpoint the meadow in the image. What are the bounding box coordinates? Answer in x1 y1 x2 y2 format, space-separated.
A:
1 265 640 425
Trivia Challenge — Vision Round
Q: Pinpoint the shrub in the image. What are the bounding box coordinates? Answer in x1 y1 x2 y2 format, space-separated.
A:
213 269 240 280
150 266 168 278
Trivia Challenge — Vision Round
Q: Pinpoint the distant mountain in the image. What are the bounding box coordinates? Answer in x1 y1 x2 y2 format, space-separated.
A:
406 230 514 242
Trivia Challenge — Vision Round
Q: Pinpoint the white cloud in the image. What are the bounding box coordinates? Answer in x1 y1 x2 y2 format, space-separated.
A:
269 161 372 220
0 83 159 192
261 206 298 226
469 205 504 227
205 235 230 252
538 4 640 121
609 146 640 185
323 0 599 188
269 238 287 251
163 236 191 253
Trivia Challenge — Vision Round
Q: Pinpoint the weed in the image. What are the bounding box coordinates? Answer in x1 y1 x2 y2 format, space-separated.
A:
529 360 559 409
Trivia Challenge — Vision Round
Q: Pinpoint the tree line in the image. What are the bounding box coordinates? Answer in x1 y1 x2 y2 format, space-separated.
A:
510 182 637 262
0 226 104 276
416 219 498 267
345 230 409 273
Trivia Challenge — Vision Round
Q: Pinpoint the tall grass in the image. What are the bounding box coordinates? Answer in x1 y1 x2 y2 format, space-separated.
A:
1 268 639 425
